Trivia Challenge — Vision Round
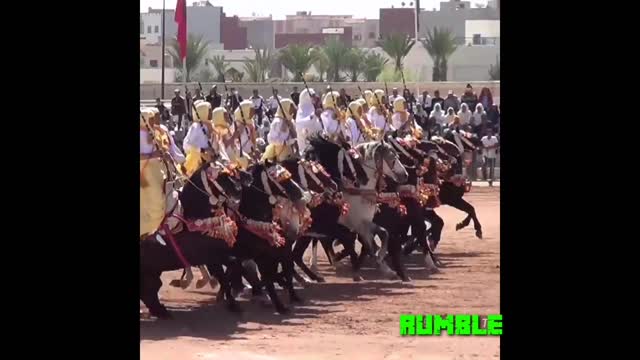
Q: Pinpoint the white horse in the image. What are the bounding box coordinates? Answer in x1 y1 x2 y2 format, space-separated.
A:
312 141 408 279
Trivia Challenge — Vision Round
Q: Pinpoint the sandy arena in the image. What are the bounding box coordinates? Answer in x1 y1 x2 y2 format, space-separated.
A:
141 187 500 360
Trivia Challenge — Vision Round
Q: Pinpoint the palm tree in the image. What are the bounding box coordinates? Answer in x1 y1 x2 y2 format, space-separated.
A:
243 60 260 82
322 37 350 82
421 27 458 81
489 56 500 80
363 52 389 81
167 33 210 82
344 48 367 82
278 44 317 81
313 50 329 82
243 48 273 82
209 55 229 82
378 33 415 74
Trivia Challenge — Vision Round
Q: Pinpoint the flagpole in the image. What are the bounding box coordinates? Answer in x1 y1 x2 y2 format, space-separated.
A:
161 0 166 99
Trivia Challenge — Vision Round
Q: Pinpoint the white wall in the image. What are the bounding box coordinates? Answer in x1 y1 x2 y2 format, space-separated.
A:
465 20 500 38
141 68 177 84
402 44 500 81
140 13 162 44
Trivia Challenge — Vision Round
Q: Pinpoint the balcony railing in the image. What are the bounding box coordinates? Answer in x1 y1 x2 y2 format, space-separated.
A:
454 37 500 46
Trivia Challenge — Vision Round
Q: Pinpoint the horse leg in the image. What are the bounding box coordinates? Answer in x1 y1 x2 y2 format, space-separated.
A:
256 259 289 314
451 198 483 239
365 224 396 279
293 236 324 283
309 238 319 271
207 263 243 313
240 259 263 296
140 271 171 319
282 257 303 303
196 265 216 289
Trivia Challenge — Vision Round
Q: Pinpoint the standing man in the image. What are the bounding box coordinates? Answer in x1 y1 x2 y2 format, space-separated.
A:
431 90 445 111
171 89 186 131
443 90 460 113
193 88 205 101
481 127 499 186
250 89 265 126
388 88 399 105
460 83 478 112
155 98 171 125
226 87 243 111
290 86 300 106
337 88 352 109
267 89 282 118
205 85 222 108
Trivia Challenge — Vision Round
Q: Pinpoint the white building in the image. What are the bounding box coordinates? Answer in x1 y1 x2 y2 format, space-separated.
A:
140 12 162 44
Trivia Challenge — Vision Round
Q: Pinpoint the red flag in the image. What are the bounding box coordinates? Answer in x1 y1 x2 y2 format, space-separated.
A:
175 0 187 61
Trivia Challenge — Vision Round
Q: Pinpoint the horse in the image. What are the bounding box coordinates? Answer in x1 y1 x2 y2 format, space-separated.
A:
278 157 347 284
139 161 245 319
433 135 483 239
222 162 308 314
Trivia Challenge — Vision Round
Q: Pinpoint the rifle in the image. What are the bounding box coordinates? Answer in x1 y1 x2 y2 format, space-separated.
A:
399 68 418 129
384 81 391 111
300 72 324 130
272 86 299 156
140 110 181 181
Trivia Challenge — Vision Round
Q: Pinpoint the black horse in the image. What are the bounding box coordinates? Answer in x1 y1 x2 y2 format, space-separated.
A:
140 162 245 319
434 134 483 239
279 157 345 283
222 162 307 314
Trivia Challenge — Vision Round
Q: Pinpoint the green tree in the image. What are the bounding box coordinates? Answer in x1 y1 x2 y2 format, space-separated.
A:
243 60 260 82
421 27 459 81
243 48 273 82
489 56 500 80
344 48 367 82
167 33 210 82
363 52 389 81
209 55 229 82
225 67 244 82
278 44 318 81
322 37 350 82
378 33 415 74
312 49 329 82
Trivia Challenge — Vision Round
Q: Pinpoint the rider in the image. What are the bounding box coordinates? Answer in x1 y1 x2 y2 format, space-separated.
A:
228 99 257 169
391 96 423 139
320 91 348 144
261 98 298 163
140 108 185 238
183 100 230 177
344 100 370 148
368 89 393 136
295 88 323 155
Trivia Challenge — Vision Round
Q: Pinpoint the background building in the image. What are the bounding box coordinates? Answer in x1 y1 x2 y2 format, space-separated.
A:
379 7 416 39
240 16 276 50
418 0 499 40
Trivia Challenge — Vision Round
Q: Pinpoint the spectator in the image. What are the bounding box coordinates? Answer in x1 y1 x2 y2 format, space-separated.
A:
445 107 456 125
471 103 487 133
457 103 472 126
291 86 300 106
250 89 265 126
389 88 399 105
170 89 186 131
337 88 352 108
226 87 243 111
403 88 416 116
259 119 271 142
486 104 499 132
267 90 282 117
481 127 499 186
431 90 445 110
429 103 445 133
205 85 222 108
184 88 193 123
419 90 432 114
193 88 205 101
155 98 171 124
460 83 478 112
443 90 460 113
478 87 494 111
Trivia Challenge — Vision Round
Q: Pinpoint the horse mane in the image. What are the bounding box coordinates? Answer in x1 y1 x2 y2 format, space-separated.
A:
180 163 216 220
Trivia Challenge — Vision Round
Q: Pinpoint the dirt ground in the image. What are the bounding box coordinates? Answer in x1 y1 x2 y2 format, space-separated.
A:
141 187 500 360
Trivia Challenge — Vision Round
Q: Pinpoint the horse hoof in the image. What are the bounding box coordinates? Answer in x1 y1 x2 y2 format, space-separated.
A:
291 295 304 304
316 276 326 283
475 230 483 239
180 279 192 290
455 223 464 231
387 273 399 281
277 306 291 315
401 275 412 282
352 275 363 282
150 308 172 320
169 279 182 288
310 266 319 273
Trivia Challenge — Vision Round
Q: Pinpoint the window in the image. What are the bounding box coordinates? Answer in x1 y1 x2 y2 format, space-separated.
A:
150 60 158 68
147 26 152 33
154 25 159 33
354 34 362 41
472 34 481 45
368 32 376 39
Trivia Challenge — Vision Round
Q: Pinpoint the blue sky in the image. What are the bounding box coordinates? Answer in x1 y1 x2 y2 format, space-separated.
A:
140 0 489 20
